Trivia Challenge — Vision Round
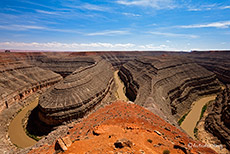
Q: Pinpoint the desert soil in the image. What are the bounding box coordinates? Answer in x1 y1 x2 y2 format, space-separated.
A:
114 70 128 101
181 95 217 139
8 97 38 148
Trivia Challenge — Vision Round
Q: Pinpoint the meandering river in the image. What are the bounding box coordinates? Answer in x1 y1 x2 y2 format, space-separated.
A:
181 95 217 138
8 97 38 148
114 70 128 101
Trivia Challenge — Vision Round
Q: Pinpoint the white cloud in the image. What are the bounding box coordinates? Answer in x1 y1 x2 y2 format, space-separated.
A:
0 42 180 51
149 32 198 38
65 3 111 12
178 21 230 29
82 3 110 11
116 0 176 9
0 24 82 34
86 30 130 36
122 12 141 17
36 10 59 15
187 8 202 11
0 24 46 31
220 6 230 9
188 4 230 11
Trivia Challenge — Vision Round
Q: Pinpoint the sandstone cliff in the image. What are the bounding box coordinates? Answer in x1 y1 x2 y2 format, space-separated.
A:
205 85 230 150
0 55 62 112
117 56 221 124
187 51 230 83
37 59 114 126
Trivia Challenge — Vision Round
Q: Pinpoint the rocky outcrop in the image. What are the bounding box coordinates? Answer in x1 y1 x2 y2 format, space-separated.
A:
28 101 217 154
37 59 114 126
118 56 221 123
205 85 230 149
0 60 62 112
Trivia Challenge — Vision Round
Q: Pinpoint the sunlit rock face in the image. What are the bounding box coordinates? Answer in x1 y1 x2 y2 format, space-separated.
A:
186 51 230 84
28 101 218 154
37 59 114 125
205 85 230 149
117 56 221 124
0 53 62 112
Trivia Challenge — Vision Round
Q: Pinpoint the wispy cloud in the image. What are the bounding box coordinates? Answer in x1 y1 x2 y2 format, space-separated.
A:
178 21 230 29
149 32 198 38
81 3 111 11
0 24 82 34
0 42 179 51
0 42 135 51
122 12 141 17
220 6 230 9
36 10 60 15
187 8 202 11
20 0 55 9
64 3 111 12
0 24 46 31
86 30 130 36
116 0 176 9
187 4 230 11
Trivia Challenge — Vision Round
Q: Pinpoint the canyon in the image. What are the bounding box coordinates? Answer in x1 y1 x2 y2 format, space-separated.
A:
0 50 229 153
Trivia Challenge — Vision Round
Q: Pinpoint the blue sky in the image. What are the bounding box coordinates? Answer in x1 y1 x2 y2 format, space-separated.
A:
0 0 230 51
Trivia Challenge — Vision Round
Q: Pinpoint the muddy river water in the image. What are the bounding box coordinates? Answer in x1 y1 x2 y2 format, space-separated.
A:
8 97 38 148
181 95 217 138
114 70 128 101
8 71 127 148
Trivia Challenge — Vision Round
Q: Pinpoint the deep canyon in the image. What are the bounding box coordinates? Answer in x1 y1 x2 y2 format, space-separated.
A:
0 50 229 154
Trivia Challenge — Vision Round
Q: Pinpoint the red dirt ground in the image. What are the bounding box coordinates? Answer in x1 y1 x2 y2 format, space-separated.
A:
28 101 217 154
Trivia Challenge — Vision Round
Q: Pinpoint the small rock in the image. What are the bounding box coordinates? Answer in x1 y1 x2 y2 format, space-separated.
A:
139 149 145 154
114 138 133 148
56 136 72 151
173 145 188 154
56 138 67 151
62 136 72 147
164 127 171 131
93 130 100 136
154 130 162 136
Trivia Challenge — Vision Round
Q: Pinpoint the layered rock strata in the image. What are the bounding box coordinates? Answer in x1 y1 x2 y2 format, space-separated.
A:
101 52 137 68
205 85 230 149
187 51 230 83
37 59 114 125
118 56 221 123
0 52 96 78
0 60 62 112
28 53 95 78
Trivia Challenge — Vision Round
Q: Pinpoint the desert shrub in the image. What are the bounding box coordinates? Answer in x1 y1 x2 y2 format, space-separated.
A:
163 149 170 154
178 112 189 125
147 139 152 143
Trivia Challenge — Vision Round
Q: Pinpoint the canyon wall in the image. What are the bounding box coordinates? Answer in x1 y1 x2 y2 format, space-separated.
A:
37 59 114 125
0 52 96 77
117 56 221 124
0 58 62 112
205 85 230 149
187 51 230 83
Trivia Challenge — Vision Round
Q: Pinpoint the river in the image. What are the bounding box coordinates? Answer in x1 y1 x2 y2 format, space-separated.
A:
180 95 217 138
8 97 38 148
114 70 128 101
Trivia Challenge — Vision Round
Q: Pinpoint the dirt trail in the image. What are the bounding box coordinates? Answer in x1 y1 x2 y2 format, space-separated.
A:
8 97 38 148
114 70 128 101
181 95 216 138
